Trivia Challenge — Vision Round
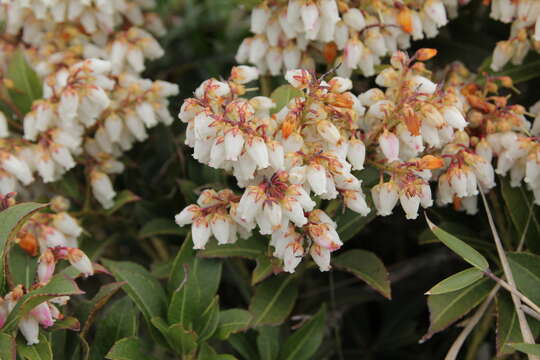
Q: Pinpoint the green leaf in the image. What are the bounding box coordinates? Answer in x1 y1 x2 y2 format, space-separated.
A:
102 260 167 346
252 256 274 286
199 236 267 260
257 326 280 360
500 178 540 252
270 85 303 114
3 274 83 332
6 49 42 114
168 235 196 293
16 333 53 360
167 255 222 328
0 333 16 360
507 252 540 306
195 295 221 341
426 268 484 295
216 309 252 340
228 333 259 360
0 202 47 293
7 245 37 289
105 190 140 216
249 276 298 327
492 59 540 84
91 297 139 359
102 260 167 322
105 337 149 360
78 282 125 327
332 249 391 299
138 218 186 239
167 323 198 357
279 305 327 360
497 292 527 356
426 216 489 271
336 209 376 243
197 343 238 360
509 343 540 356
423 278 494 340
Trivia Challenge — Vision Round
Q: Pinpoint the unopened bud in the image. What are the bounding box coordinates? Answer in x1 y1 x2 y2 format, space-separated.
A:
415 48 438 61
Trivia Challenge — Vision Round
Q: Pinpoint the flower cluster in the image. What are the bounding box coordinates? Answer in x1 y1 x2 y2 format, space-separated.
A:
174 48 540 272
177 64 372 272
0 194 92 345
489 0 540 71
236 0 466 77
0 0 178 208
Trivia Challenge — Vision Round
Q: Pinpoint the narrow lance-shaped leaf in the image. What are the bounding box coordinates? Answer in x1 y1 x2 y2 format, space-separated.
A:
426 216 489 271
249 276 298 327
279 304 327 360
426 268 484 295
257 326 280 360
105 337 151 360
422 277 494 341
102 259 167 346
216 309 252 340
509 343 540 356
332 249 391 299
6 49 43 114
507 252 540 307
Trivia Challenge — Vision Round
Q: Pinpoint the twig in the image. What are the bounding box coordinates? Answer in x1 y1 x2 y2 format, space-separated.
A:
522 305 540 322
480 191 538 359
483 271 540 315
444 285 499 360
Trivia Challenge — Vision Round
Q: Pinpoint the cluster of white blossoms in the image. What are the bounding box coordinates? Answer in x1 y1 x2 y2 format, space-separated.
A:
0 194 93 345
176 64 372 272
0 0 178 208
236 0 467 77
175 48 540 272
489 0 540 71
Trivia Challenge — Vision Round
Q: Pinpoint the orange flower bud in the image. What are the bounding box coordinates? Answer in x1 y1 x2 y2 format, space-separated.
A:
397 8 413 34
419 155 444 170
453 195 462 211
499 76 513 87
281 119 295 139
18 232 38 256
403 105 421 136
323 42 338 65
466 95 496 113
415 48 437 61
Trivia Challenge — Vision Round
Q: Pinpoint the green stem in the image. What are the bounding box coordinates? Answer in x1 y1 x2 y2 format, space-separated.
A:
260 75 272 97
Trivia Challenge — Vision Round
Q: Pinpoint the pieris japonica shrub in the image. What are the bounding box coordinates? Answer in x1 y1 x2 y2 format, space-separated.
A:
3 0 540 359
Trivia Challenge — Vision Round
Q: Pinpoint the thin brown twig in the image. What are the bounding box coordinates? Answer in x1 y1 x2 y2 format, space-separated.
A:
480 190 538 360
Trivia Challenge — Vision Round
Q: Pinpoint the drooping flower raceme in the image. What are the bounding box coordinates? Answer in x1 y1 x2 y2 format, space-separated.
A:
177 65 372 272
237 0 468 77
0 0 178 208
489 0 540 71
